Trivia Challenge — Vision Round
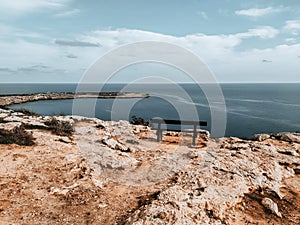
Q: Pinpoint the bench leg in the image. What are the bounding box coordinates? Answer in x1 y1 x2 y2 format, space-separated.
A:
192 125 197 147
157 123 162 142
157 130 162 142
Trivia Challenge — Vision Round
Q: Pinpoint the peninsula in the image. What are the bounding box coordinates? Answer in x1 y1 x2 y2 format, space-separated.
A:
0 92 149 107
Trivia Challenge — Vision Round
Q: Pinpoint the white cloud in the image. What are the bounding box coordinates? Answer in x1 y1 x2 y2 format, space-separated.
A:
285 38 297 43
80 29 241 61
230 44 300 82
235 7 285 17
0 0 72 15
54 8 80 17
81 26 279 56
66 53 77 59
65 28 299 82
284 20 300 35
0 26 298 83
0 38 98 82
236 26 279 39
284 20 300 30
0 23 47 40
198 11 209 20
55 39 101 47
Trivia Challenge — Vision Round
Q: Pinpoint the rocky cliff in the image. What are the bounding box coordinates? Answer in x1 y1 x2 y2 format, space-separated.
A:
0 108 299 225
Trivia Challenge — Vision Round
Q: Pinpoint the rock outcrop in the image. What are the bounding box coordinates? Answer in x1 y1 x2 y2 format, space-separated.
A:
0 108 299 225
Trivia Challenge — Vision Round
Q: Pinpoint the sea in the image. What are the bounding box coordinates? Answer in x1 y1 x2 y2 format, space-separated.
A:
1 83 299 139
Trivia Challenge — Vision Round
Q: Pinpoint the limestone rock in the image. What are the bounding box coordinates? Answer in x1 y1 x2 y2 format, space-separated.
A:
133 125 150 134
276 132 300 143
50 183 79 196
0 122 22 131
261 197 282 218
293 166 300 174
252 134 271 142
101 137 129 152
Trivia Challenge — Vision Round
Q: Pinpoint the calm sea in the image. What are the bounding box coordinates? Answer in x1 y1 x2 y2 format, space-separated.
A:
2 83 300 138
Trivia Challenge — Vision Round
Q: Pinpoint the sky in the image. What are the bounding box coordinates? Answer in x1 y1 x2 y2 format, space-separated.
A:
0 0 300 83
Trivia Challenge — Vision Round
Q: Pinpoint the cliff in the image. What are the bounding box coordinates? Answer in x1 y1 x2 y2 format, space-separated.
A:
0 108 299 225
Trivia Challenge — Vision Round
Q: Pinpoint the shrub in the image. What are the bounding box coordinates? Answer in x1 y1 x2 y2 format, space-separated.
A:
45 117 74 136
0 117 6 123
0 124 35 146
130 116 149 126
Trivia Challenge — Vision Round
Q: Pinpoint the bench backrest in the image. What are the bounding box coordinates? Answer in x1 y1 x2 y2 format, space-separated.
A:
150 119 207 127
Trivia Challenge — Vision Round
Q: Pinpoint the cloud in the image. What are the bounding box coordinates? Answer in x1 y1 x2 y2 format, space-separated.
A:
285 38 297 43
66 53 78 59
0 23 47 40
0 26 298 83
55 39 101 47
0 67 14 73
0 64 52 74
198 11 209 20
235 7 285 17
16 65 57 74
284 20 300 35
284 20 300 30
236 26 279 39
18 67 37 72
79 28 299 83
262 59 272 63
81 26 279 54
54 8 80 17
0 0 72 15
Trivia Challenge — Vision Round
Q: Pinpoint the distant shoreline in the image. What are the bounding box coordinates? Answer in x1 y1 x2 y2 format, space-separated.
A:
0 92 149 107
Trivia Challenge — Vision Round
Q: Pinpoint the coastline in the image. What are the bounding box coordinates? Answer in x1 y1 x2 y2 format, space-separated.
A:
0 92 149 107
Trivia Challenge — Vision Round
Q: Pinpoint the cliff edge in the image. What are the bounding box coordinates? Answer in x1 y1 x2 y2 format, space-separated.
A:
0 108 299 225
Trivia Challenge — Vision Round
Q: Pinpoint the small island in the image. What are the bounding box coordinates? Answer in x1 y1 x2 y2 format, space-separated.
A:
0 92 149 107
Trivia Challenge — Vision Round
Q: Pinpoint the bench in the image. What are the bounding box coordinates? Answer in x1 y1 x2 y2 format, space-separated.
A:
150 119 208 146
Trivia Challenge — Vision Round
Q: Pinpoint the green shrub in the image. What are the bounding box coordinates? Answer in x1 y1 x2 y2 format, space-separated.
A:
45 117 74 136
0 125 35 146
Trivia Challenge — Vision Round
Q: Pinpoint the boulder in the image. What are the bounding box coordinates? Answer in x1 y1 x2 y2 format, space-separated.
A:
276 132 300 143
252 134 271 142
101 137 129 152
293 167 300 174
261 197 282 218
0 122 22 131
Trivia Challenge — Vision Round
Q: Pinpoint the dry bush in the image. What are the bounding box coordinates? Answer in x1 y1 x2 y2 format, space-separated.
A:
0 125 35 146
130 116 149 126
45 117 74 136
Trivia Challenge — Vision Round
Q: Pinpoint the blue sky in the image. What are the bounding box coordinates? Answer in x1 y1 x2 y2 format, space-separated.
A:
0 0 300 83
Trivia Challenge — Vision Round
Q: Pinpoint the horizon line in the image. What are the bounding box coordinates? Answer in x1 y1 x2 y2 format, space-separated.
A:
0 82 300 84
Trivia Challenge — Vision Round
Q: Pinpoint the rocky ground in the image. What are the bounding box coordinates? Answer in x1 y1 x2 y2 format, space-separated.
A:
0 108 299 225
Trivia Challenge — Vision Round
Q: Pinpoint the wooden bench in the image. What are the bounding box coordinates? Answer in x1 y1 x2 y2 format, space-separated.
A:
150 119 208 146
